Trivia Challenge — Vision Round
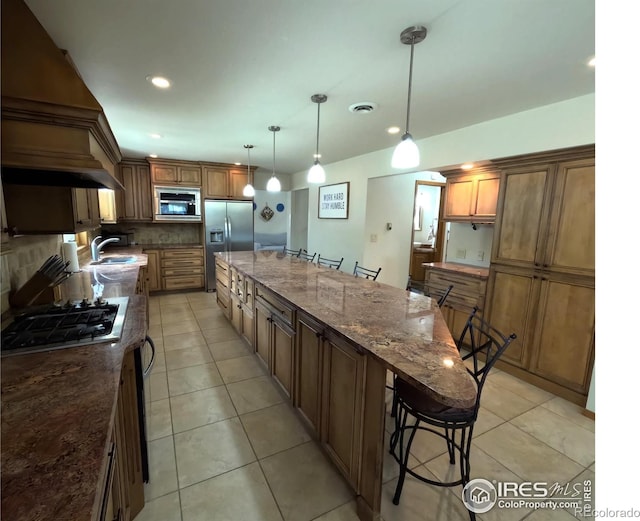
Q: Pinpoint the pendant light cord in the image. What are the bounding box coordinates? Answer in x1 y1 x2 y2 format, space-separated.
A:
272 129 276 175
315 102 321 157
405 35 416 134
247 146 252 184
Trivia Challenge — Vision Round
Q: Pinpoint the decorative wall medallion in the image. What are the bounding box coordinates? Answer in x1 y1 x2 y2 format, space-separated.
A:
260 204 274 221
276 203 285 212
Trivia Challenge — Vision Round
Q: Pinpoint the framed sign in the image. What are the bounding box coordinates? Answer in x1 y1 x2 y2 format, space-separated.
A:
318 182 350 219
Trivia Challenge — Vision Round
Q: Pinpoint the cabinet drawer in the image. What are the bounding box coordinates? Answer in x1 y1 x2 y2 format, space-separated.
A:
427 271 487 298
255 284 294 325
162 267 205 277
164 275 204 290
161 257 203 268
162 248 203 259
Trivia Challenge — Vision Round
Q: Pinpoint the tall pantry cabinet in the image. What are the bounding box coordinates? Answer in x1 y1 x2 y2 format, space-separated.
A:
485 145 595 405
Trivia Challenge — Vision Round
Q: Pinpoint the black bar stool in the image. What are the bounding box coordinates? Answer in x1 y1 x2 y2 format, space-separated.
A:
389 307 516 520
317 255 343 270
298 250 317 262
353 261 381 281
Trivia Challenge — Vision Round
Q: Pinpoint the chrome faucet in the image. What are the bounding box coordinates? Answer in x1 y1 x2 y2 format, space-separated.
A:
91 235 120 261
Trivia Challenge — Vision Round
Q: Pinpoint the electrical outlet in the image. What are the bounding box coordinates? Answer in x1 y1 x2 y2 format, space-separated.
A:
477 250 485 261
456 249 466 259
370 234 378 243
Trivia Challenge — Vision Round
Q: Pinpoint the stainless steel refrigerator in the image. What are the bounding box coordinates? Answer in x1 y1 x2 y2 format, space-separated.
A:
204 200 254 291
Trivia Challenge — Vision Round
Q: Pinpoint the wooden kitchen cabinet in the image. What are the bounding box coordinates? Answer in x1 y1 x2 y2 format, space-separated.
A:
143 250 161 292
295 313 325 434
253 284 296 398
160 248 204 291
295 310 367 490
103 348 144 521
441 167 501 222
117 160 153 221
149 159 202 186
3 184 101 234
215 257 231 318
202 163 255 199
321 330 365 489
486 145 595 405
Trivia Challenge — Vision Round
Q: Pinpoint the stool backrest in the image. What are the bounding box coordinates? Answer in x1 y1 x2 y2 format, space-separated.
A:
317 255 343 270
298 250 317 262
425 284 453 307
458 307 517 397
353 261 381 281
284 247 302 257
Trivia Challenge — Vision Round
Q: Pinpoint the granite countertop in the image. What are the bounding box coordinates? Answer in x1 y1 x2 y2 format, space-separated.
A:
217 251 477 409
423 262 490 279
1 252 149 521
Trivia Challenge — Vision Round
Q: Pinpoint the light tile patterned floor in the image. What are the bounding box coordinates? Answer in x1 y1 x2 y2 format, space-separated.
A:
138 291 595 521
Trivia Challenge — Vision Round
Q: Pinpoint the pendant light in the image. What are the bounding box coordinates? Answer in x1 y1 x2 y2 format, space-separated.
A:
308 94 327 184
391 25 427 169
242 144 255 197
266 125 282 192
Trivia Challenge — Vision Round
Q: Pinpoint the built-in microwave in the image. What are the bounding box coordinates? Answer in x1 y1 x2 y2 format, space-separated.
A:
153 186 202 221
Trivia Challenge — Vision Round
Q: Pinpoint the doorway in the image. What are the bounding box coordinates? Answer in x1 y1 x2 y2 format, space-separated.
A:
408 181 445 291
290 188 309 251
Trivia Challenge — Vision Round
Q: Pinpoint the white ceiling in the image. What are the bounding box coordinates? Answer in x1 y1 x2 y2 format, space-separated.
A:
24 0 595 176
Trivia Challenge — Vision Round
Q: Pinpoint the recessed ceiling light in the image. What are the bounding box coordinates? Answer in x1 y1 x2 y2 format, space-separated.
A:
461 163 474 170
146 75 171 89
387 126 401 135
149 154 158 158
150 133 162 139
234 162 242 166
588 57 596 67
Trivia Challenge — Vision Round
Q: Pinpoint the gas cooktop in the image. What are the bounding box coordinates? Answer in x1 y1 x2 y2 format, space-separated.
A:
1 296 129 356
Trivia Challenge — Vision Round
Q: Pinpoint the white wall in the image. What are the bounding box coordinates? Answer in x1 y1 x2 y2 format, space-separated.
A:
291 94 595 283
289 189 309 251
445 223 494 268
253 189 290 238
362 172 443 288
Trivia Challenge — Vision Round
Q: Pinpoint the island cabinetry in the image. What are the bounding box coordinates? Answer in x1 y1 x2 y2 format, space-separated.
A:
149 159 202 186
116 160 152 221
160 248 205 291
295 313 325 433
254 284 296 398
321 330 365 489
3 185 101 233
425 267 487 343
215 257 231 318
229 267 253 342
202 163 256 199
486 146 595 404
440 166 501 222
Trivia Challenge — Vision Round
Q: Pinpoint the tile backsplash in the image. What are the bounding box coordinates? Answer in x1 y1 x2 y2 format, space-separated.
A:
1 234 62 314
101 223 202 245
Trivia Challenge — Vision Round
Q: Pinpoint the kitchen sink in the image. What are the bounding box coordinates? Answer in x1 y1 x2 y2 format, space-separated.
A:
91 256 137 265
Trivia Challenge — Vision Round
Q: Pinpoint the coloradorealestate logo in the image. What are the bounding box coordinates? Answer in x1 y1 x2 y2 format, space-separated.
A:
462 479 498 513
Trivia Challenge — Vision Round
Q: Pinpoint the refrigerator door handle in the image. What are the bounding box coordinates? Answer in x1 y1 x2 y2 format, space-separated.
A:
223 216 229 251
227 217 232 249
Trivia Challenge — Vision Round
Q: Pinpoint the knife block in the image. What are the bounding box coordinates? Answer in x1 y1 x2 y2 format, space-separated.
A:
9 272 55 309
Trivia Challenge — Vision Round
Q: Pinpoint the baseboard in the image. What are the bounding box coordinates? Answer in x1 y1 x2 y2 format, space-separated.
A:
582 409 595 421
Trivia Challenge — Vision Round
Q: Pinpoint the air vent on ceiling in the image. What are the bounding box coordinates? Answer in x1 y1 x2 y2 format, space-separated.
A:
348 102 378 113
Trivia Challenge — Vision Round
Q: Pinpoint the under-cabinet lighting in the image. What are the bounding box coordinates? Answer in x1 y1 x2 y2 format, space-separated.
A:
387 126 401 135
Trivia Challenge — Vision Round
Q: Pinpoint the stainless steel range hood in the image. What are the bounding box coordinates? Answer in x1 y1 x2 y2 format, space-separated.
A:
1 0 123 190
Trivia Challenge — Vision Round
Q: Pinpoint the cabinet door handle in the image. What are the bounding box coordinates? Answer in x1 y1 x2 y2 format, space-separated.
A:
543 264 549 268
534 263 540 267
533 275 538 279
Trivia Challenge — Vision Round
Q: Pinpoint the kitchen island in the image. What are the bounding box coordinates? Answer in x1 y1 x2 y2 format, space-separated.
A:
214 250 477 521
1 251 149 521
